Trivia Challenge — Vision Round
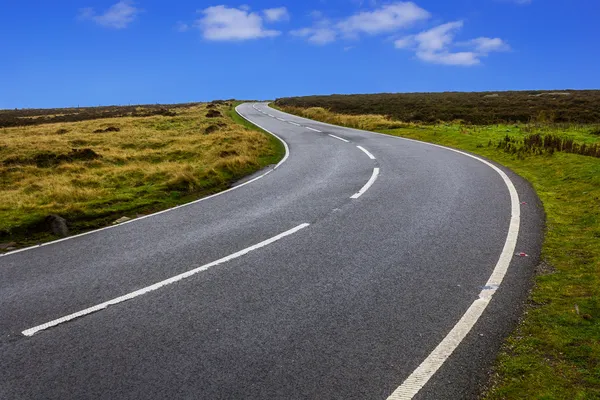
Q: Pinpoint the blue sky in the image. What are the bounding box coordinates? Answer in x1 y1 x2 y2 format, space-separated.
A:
2 0 599 108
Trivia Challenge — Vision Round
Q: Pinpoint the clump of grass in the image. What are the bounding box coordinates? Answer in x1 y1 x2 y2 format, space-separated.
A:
166 165 202 192
4 148 102 168
278 105 600 399
494 133 600 160
0 103 284 246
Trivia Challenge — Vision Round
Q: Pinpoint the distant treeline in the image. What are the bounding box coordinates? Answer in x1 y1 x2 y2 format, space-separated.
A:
275 90 600 125
0 100 240 128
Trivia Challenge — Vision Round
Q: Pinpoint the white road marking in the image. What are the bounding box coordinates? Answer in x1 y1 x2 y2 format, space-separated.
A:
22 223 310 337
356 145 376 160
328 134 349 143
268 114 275 118
288 121 301 126
277 118 286 122
264 103 524 399
350 168 379 199
1 104 291 259
305 127 322 132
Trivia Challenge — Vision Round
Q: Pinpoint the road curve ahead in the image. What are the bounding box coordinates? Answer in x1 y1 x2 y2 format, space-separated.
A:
0 103 543 399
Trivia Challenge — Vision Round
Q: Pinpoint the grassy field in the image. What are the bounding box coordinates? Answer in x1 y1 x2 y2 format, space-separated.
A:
275 103 600 399
0 102 284 248
0 102 208 128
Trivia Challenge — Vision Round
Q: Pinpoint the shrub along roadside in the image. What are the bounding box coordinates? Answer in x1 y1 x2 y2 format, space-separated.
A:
276 105 600 399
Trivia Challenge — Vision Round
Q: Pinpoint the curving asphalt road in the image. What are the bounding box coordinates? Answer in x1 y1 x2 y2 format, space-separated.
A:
0 103 543 399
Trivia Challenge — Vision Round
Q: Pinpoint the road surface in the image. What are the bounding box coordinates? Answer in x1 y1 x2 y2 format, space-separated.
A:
0 103 543 399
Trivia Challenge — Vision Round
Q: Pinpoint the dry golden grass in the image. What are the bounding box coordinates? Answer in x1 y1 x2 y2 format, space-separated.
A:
0 103 282 242
278 106 417 131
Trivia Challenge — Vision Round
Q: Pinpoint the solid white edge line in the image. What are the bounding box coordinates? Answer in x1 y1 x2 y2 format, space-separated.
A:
356 145 376 160
328 134 349 143
22 223 310 337
1 103 290 259
350 168 379 199
265 104 522 399
387 158 520 400
306 127 322 132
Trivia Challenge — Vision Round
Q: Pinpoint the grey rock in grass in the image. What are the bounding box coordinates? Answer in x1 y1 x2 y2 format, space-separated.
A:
113 217 132 225
45 214 69 237
0 242 17 250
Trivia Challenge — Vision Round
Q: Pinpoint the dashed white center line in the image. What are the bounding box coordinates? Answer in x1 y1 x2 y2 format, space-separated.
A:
306 127 322 133
288 121 301 126
277 118 285 122
22 223 310 337
328 134 350 143
357 145 376 160
268 114 275 118
351 168 380 199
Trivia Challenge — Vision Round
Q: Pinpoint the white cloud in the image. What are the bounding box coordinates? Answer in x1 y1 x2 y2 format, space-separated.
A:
395 21 509 66
290 12 338 45
78 1 140 29
197 5 281 41
263 7 290 22
394 36 414 49
417 50 480 66
468 37 510 53
290 26 337 45
337 2 430 36
413 21 463 52
293 1 429 45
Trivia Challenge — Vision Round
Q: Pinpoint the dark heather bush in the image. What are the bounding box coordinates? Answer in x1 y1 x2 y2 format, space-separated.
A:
275 90 600 125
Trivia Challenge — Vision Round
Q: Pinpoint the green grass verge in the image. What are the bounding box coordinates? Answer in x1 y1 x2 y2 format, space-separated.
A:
278 106 600 399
